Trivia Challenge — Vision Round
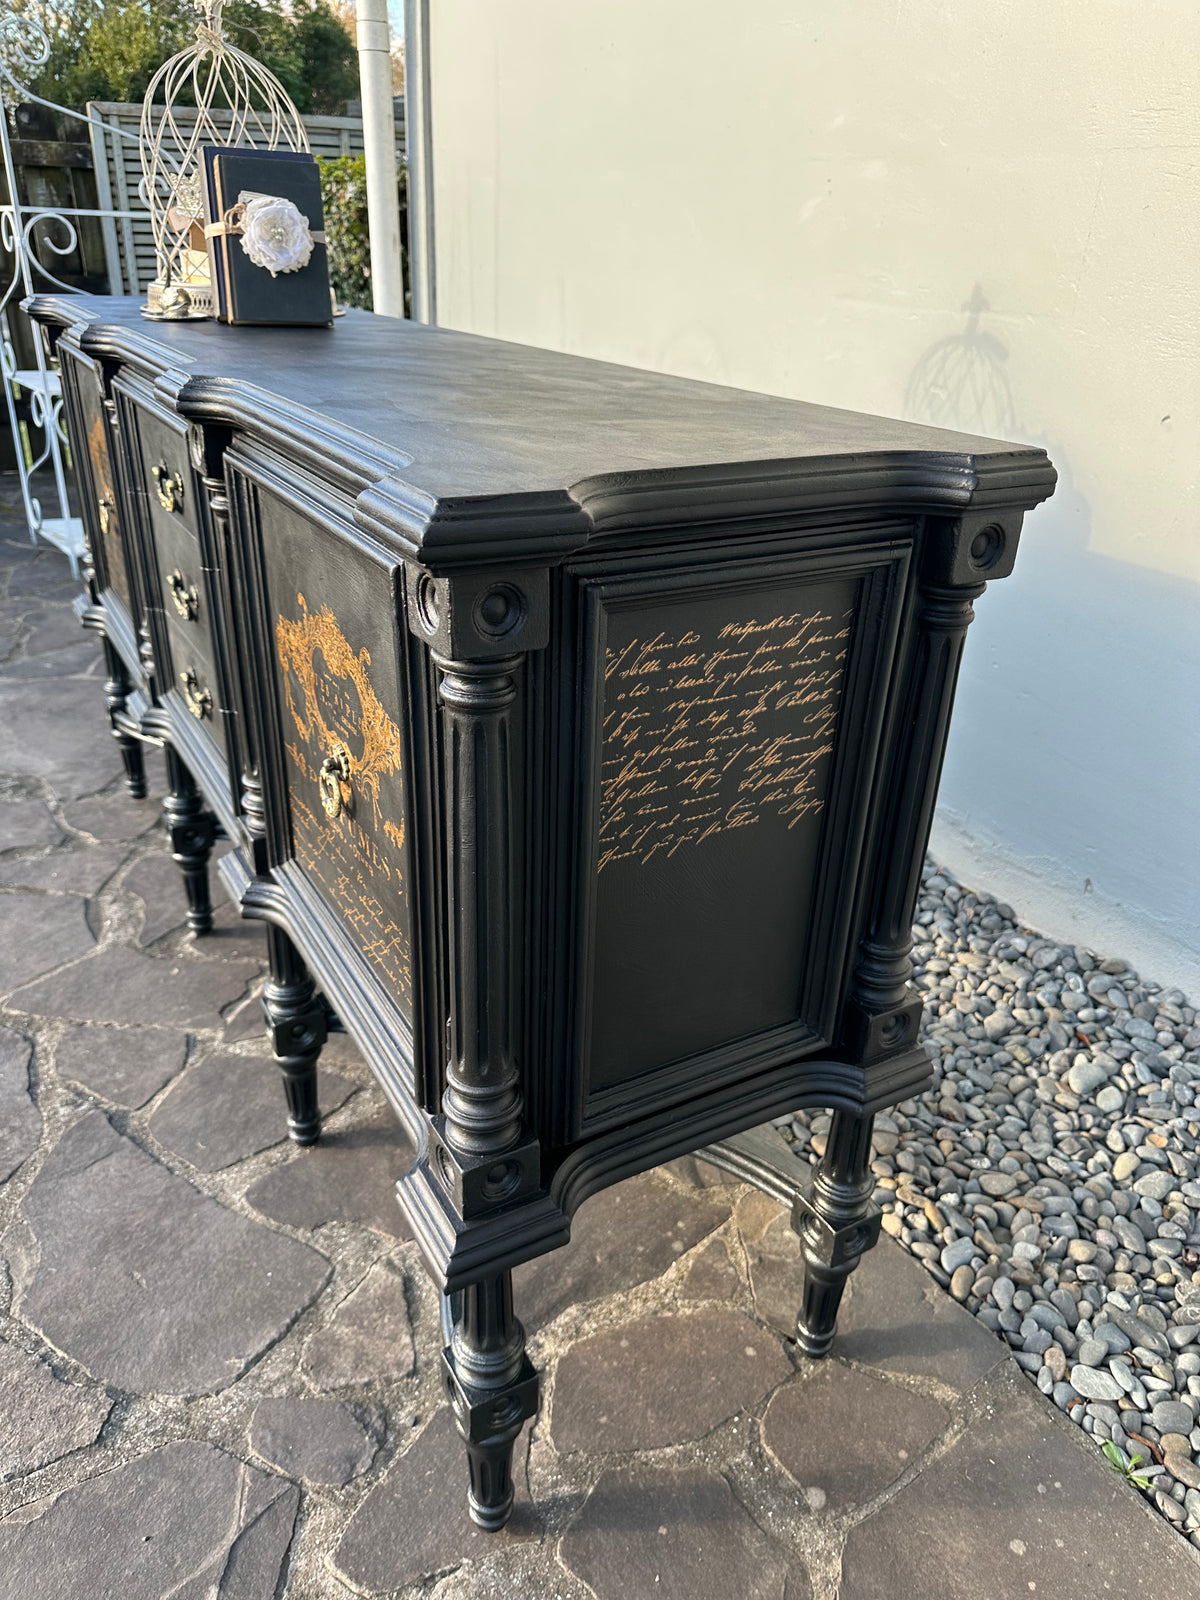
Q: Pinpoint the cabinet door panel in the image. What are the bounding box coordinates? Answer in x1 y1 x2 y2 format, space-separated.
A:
565 530 912 1136
58 345 131 614
256 481 416 1018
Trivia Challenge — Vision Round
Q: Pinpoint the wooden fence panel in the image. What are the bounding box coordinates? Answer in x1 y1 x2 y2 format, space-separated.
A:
86 101 406 295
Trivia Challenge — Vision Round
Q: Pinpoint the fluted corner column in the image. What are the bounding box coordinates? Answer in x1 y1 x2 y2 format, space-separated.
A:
434 652 526 1160
846 509 1025 1063
406 566 551 1534
431 648 540 1531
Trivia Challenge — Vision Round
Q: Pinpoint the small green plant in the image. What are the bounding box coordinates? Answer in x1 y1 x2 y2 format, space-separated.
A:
1101 1440 1153 1491
317 153 409 314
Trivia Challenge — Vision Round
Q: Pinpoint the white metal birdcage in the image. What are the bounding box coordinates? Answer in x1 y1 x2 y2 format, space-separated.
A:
140 0 309 319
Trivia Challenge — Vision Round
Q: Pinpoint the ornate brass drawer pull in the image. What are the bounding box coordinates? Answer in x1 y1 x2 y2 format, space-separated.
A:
167 568 199 621
319 743 351 819
152 460 183 514
180 667 212 719
97 497 113 535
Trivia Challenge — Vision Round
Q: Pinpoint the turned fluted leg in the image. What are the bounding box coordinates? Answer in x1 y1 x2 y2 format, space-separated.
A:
793 1107 881 1357
163 746 215 934
443 1272 539 1531
262 924 327 1145
101 638 146 799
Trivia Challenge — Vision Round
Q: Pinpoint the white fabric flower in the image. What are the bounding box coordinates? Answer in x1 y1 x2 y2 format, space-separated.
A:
238 194 314 277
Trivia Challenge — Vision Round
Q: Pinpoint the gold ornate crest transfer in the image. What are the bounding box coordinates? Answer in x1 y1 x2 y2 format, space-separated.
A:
275 593 412 998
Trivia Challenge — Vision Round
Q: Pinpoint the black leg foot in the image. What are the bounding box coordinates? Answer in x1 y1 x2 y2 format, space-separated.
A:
101 640 147 799
793 1108 881 1357
163 747 216 934
263 925 327 1145
120 739 148 800
443 1272 539 1531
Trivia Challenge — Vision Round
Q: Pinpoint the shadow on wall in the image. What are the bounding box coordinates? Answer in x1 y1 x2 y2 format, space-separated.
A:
906 289 1200 952
904 284 1016 439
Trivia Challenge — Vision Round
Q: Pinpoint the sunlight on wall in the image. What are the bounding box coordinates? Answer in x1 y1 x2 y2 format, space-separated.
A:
428 0 1200 982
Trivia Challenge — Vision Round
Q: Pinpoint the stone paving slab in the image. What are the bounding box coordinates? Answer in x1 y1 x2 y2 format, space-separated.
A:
250 1396 377 1487
6 944 261 1027
300 1256 416 1391
148 1051 355 1172
0 1026 40 1184
0 1340 112 1481
0 796 62 851
514 1169 733 1329
0 890 95 991
0 1441 299 1598
0 675 122 800
551 1308 791 1454
838 1361 1192 1599
0 840 129 893
61 788 162 842
245 1108 415 1238
560 1460 809 1600
762 1363 950 1513
15 1112 330 1396
332 1409 540 1593
54 1022 189 1109
0 510 1198 1597
835 1217 1012 1395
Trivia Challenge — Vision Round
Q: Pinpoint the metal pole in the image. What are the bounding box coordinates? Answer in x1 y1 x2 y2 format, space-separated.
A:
403 0 436 323
355 0 405 317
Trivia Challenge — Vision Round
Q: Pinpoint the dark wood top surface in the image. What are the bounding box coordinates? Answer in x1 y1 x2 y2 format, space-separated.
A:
33 295 1052 507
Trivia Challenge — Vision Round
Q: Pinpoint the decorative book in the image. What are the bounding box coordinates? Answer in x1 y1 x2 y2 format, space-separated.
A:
202 147 332 326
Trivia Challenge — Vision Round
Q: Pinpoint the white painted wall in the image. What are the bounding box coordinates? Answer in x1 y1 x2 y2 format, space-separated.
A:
424 0 1200 991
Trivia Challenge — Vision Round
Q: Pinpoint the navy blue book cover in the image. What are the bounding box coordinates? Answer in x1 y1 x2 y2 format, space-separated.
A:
202 147 331 326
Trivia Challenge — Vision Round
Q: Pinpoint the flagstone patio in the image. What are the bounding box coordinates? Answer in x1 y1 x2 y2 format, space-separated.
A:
1 496 1197 1597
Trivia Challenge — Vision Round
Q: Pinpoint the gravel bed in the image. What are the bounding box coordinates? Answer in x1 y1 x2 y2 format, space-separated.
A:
777 857 1200 1545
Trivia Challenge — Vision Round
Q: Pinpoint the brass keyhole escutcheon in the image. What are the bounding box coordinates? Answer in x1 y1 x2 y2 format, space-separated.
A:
152 460 183 514
319 744 351 820
180 667 211 720
97 497 113 535
167 568 198 621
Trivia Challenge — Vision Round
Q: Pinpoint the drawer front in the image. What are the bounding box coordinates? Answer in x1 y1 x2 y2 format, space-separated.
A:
59 346 132 613
255 477 415 1018
148 497 222 717
134 405 199 544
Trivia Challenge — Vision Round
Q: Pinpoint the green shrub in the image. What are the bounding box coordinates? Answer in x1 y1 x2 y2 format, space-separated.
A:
317 153 408 314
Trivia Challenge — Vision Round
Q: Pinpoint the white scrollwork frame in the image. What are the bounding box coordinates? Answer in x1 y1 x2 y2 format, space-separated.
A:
0 9 141 571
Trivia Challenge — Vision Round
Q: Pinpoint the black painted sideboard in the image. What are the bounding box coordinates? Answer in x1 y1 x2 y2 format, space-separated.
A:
30 293 1055 1529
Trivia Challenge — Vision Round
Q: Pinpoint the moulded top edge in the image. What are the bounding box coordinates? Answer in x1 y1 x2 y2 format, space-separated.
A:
28 293 1055 556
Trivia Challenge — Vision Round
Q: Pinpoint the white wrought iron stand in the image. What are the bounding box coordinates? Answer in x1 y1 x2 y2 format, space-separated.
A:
0 10 139 572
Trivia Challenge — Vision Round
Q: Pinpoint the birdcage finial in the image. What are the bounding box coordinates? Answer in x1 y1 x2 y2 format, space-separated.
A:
140 0 309 319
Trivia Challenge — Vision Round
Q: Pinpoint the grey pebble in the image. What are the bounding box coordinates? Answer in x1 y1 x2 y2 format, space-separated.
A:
1070 1365 1125 1402
1153 1401 1196 1436
1090 1321 1132 1355
941 1236 976 1273
992 1278 1015 1312
1134 1171 1176 1202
